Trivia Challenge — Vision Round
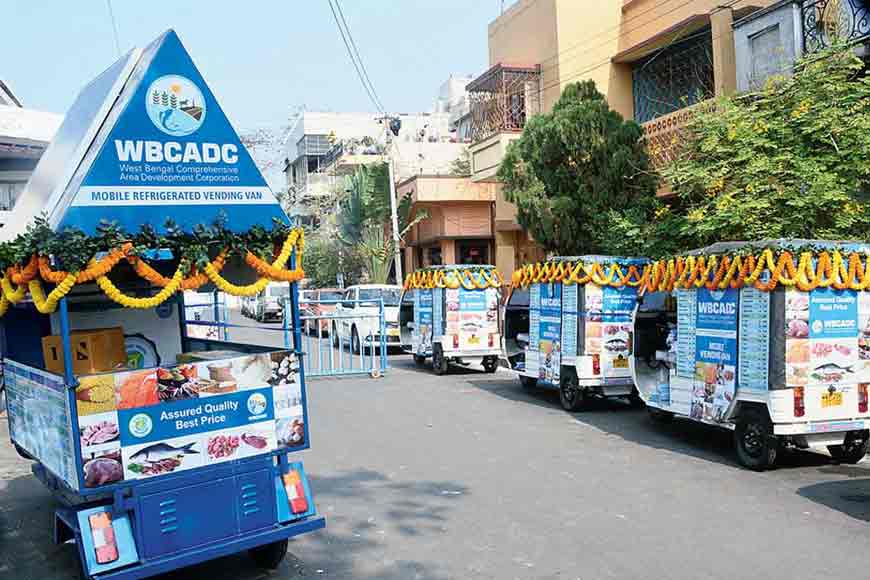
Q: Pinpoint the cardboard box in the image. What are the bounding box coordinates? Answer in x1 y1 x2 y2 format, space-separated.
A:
42 327 127 376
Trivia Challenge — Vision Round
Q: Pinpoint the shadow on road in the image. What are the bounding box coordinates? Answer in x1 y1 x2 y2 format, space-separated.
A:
0 464 462 580
798 475 870 522
463 375 837 472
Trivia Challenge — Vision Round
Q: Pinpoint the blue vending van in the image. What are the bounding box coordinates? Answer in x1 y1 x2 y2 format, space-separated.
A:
1 29 324 578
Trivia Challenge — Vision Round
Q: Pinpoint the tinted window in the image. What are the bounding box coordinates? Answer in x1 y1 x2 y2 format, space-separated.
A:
268 285 290 297
359 288 401 306
507 288 529 307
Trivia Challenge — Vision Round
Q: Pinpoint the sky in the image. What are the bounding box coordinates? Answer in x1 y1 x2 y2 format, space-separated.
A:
2 1 501 130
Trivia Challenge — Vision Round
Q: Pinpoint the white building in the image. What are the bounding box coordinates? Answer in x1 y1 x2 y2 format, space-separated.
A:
0 79 62 226
284 78 474 224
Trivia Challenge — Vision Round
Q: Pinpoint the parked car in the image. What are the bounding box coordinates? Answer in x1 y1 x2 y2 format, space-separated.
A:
332 284 402 353
240 294 256 318
253 282 291 322
301 288 345 335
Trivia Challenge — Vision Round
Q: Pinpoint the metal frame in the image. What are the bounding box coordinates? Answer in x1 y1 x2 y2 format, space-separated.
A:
802 0 870 53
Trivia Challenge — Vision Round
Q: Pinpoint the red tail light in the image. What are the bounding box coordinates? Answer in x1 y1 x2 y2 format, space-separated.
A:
592 354 600 376
88 512 119 564
859 384 868 413
283 469 309 515
794 387 805 418
453 335 459 349
488 333 494 348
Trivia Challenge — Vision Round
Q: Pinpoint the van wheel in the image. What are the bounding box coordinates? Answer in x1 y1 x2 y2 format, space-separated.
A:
559 372 587 412
628 389 645 408
735 407 777 471
828 430 870 464
413 354 426 366
351 327 361 354
249 539 288 569
482 356 499 373
519 375 537 390
432 345 449 375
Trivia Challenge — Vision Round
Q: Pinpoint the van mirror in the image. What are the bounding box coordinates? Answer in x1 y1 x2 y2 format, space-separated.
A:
516 332 529 347
407 322 416 330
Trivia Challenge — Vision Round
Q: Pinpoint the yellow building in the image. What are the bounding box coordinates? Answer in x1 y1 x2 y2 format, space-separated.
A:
467 0 777 273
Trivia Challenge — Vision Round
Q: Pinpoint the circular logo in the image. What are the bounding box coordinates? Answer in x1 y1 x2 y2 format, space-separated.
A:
129 413 153 438
145 75 206 136
247 393 268 416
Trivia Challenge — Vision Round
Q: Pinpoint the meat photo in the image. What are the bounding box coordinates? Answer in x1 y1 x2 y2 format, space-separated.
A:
83 454 123 487
787 318 809 338
80 420 119 447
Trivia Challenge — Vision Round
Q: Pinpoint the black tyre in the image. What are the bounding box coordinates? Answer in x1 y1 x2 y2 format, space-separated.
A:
413 354 427 366
13 443 34 461
734 406 777 471
828 430 870 464
628 389 645 408
647 407 674 423
559 372 587 412
519 375 537 389
249 539 288 570
482 356 499 373
351 327 361 355
432 345 449 375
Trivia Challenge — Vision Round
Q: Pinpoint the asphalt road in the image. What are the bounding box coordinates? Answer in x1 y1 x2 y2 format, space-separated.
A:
3 316 870 579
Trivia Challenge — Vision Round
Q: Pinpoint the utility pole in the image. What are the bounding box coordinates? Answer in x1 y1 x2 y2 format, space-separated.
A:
379 114 403 284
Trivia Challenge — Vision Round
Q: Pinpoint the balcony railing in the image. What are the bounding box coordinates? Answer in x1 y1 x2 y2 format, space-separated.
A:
468 64 541 143
640 100 714 196
803 0 870 53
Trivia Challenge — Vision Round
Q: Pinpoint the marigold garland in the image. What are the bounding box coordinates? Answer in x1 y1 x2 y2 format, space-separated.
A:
96 264 185 309
403 267 504 290
511 260 648 289
0 228 306 317
29 273 77 314
643 249 870 293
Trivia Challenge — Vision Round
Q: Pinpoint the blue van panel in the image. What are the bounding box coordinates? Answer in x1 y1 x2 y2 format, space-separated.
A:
140 476 237 558
236 468 275 532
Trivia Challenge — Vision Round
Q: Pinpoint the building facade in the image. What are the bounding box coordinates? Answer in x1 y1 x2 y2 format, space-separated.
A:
0 80 61 226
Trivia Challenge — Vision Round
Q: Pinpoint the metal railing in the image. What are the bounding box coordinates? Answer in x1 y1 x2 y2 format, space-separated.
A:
803 0 870 53
297 299 389 378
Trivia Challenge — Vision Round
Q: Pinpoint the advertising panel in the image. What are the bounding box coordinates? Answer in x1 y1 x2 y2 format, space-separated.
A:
413 289 433 356
57 31 286 234
692 288 738 423
526 285 541 376
676 289 697 379
538 283 562 384
600 285 637 377
432 287 444 339
738 287 770 392
561 284 578 365
74 351 304 487
5 361 78 489
457 286 486 350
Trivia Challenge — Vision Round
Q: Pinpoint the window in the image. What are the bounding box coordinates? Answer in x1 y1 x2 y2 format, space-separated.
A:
632 30 714 124
0 181 25 211
749 25 783 90
319 291 343 301
268 285 290 297
358 288 401 306
457 240 489 265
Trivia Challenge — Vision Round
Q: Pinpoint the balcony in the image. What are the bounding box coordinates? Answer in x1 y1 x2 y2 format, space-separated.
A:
802 0 870 53
467 64 541 144
640 100 714 196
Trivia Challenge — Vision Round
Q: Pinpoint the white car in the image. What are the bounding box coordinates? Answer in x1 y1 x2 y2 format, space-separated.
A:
332 284 402 353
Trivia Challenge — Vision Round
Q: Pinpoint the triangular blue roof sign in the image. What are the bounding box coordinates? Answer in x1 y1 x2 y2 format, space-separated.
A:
25 30 288 236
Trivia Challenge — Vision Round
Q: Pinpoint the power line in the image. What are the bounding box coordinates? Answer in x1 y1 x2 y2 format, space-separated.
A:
105 0 121 57
333 0 385 113
327 0 384 113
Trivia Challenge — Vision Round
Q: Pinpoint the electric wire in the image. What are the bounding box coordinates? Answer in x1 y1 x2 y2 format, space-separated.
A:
334 0 386 113
106 0 121 57
327 0 384 114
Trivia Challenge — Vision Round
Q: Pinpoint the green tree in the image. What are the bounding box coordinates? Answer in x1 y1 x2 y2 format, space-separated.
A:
498 80 658 256
337 163 428 283
660 47 870 250
304 236 365 288
449 149 471 177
